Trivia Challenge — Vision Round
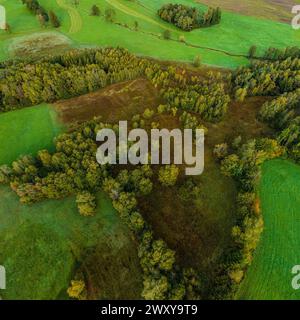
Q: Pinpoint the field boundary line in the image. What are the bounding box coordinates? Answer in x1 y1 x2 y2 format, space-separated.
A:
107 0 247 59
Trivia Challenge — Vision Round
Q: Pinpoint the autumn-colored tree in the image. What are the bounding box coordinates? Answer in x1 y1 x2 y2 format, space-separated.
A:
158 165 179 186
67 280 86 300
235 88 247 102
163 30 171 40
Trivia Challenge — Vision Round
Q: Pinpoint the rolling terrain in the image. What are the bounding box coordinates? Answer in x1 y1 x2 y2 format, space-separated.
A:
0 0 300 301
0 0 299 67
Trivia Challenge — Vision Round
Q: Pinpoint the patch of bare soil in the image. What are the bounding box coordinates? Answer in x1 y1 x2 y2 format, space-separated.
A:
54 78 163 125
205 96 275 148
9 32 72 58
196 0 294 23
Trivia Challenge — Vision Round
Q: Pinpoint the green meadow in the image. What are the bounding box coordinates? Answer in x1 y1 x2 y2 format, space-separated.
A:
237 159 300 300
0 187 140 299
0 0 300 67
0 104 63 165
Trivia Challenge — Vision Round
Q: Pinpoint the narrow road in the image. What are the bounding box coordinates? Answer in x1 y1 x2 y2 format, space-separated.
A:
56 0 82 34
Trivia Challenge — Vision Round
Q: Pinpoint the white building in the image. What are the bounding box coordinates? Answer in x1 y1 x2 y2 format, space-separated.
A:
0 5 6 30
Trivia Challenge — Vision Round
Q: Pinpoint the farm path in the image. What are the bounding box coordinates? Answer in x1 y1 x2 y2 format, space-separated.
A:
104 0 180 34
56 0 82 34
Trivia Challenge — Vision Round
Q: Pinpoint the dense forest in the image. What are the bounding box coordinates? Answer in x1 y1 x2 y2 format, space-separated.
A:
0 48 230 122
158 4 221 31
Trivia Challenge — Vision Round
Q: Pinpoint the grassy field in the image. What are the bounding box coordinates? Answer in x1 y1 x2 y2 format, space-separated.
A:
0 186 142 299
237 159 300 300
0 0 299 67
0 104 64 165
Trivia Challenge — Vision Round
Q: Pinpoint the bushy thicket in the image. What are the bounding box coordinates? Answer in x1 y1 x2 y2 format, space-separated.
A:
158 3 221 31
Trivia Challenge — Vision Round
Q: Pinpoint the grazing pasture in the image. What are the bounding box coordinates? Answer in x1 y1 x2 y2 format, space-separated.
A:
237 159 300 300
0 104 63 166
0 187 142 300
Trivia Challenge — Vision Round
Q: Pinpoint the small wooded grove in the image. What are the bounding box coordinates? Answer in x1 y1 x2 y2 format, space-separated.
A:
158 3 221 31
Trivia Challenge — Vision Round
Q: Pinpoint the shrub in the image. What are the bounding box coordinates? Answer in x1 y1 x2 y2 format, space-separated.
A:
193 55 201 68
163 30 171 40
67 280 86 300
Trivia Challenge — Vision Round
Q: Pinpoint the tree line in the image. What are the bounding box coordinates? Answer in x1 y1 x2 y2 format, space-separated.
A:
21 0 60 28
263 46 300 61
0 48 148 112
158 3 221 31
210 138 284 299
